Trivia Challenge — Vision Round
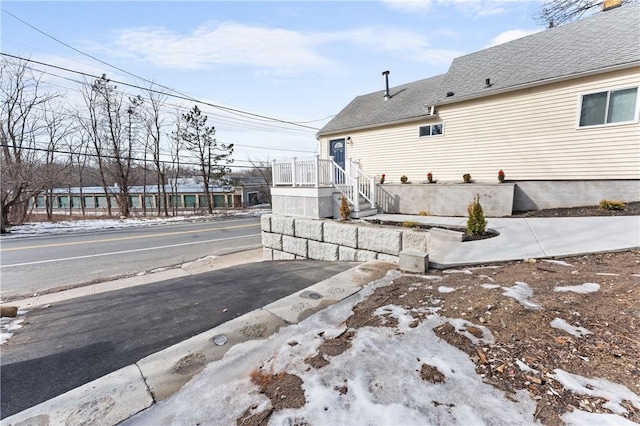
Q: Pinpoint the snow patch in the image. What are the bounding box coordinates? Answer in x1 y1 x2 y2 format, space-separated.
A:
502 282 540 309
550 318 591 338
481 283 501 289
552 369 640 414
446 318 495 345
562 410 640 425
437 286 456 294
554 283 600 294
443 269 473 275
595 272 619 277
515 359 539 374
542 259 573 267
0 311 27 345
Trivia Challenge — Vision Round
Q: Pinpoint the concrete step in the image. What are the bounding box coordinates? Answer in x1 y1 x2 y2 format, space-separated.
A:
350 207 378 218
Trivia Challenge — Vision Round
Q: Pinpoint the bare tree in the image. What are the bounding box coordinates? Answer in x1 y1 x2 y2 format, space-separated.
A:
79 76 113 216
247 158 273 205
535 0 637 27
174 105 233 215
80 74 139 217
142 84 169 216
168 108 184 216
1 58 60 233
42 100 74 220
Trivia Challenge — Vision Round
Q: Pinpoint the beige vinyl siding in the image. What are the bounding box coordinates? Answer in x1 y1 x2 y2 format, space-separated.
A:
321 67 640 182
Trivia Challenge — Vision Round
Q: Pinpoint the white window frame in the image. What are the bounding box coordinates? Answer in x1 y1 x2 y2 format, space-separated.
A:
577 85 639 129
418 123 444 138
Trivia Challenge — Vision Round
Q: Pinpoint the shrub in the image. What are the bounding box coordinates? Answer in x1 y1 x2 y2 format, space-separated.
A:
463 173 472 183
400 175 409 184
599 199 626 210
402 221 420 228
418 210 430 216
466 194 487 236
339 195 351 220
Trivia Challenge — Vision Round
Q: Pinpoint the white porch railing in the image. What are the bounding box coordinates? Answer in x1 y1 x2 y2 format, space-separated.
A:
272 156 376 211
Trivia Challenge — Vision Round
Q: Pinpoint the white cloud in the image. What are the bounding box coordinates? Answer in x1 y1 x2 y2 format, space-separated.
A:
105 22 335 74
382 0 433 13
383 0 515 17
99 22 461 73
485 28 542 47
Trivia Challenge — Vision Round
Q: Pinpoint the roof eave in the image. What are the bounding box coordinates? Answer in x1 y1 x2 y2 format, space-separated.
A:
437 61 640 107
318 61 640 138
317 114 434 138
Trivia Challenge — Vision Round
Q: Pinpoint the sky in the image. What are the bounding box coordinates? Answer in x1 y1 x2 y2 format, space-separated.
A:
1 0 544 168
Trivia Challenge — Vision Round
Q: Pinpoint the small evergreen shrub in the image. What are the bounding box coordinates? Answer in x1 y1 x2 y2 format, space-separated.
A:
402 221 420 228
463 173 472 183
599 199 626 210
400 175 409 184
466 194 487 236
339 195 351 220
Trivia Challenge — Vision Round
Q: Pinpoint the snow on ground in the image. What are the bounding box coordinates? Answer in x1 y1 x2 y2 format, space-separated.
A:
126 273 536 425
554 283 601 293
125 271 638 426
0 311 27 345
501 281 541 309
550 317 592 338
1 209 271 237
542 259 573 267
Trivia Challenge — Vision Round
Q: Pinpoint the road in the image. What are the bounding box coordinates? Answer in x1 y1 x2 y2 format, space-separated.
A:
0 261 354 419
0 217 262 300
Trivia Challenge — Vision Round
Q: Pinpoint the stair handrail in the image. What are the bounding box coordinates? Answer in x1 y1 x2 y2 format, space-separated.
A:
349 159 376 209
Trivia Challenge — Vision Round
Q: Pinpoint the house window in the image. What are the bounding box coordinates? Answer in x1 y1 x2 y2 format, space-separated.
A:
419 123 444 137
579 87 638 127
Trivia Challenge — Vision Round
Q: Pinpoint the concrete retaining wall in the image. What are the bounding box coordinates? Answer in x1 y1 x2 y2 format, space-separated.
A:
262 214 438 263
513 180 640 211
376 183 514 217
271 179 639 219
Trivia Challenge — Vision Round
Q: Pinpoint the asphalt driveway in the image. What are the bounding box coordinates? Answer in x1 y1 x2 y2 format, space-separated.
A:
0 260 354 418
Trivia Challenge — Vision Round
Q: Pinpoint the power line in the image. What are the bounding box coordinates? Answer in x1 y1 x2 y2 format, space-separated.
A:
23 64 314 137
1 143 258 169
0 12 323 131
2 52 320 132
7 64 318 155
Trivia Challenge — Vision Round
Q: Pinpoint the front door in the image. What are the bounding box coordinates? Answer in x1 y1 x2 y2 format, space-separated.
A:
330 139 346 184
330 139 345 170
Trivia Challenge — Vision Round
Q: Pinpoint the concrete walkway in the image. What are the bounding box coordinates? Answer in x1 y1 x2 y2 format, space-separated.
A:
2 215 638 426
375 214 640 266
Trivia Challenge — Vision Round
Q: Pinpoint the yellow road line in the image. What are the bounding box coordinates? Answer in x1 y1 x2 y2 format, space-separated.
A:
0 223 259 252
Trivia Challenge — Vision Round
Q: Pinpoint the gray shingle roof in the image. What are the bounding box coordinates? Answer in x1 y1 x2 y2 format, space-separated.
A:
319 4 640 136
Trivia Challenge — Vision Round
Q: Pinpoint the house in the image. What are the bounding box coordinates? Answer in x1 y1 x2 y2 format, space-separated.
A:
273 3 640 217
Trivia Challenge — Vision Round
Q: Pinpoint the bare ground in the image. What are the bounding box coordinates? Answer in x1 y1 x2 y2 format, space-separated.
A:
241 248 640 425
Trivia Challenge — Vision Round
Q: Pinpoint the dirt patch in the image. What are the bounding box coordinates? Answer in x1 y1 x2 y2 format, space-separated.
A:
238 370 307 425
304 329 355 369
512 201 640 217
241 249 639 424
364 219 499 241
420 364 446 384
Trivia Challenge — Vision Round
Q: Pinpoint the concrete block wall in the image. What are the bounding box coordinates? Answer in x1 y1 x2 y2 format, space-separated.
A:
261 214 437 264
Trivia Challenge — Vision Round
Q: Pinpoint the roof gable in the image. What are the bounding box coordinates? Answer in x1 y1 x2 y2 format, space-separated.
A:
319 4 640 136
